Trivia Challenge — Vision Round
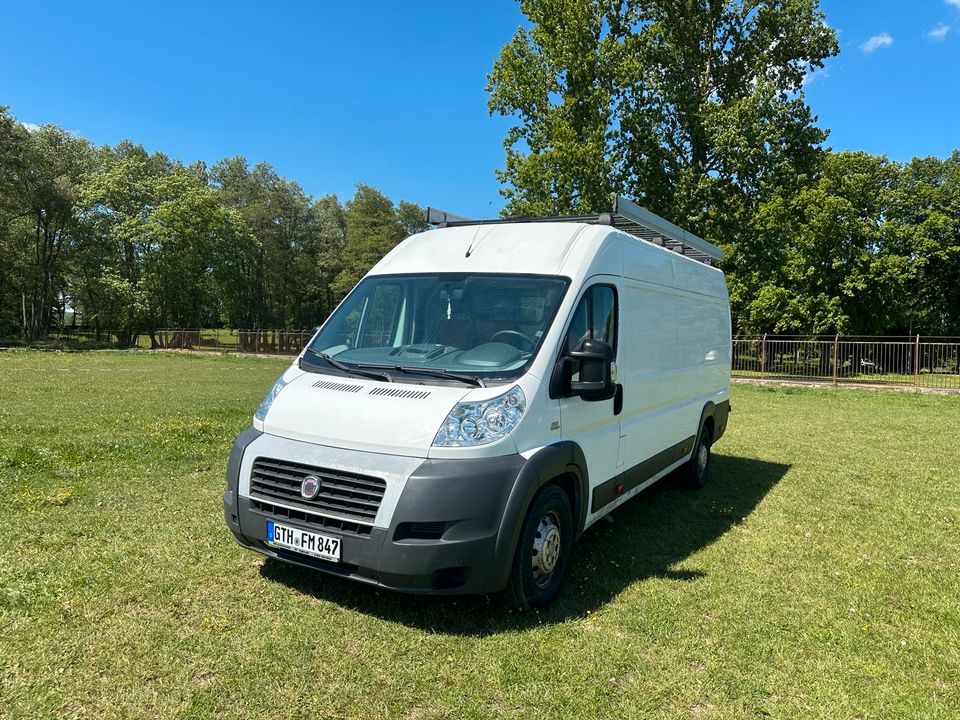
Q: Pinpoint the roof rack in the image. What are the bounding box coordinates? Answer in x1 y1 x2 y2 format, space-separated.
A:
424 195 723 265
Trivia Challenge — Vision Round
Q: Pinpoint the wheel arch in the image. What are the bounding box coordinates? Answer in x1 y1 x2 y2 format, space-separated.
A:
490 441 589 591
696 398 730 447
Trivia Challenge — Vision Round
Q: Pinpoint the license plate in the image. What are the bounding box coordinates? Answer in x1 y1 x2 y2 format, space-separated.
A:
266 520 341 562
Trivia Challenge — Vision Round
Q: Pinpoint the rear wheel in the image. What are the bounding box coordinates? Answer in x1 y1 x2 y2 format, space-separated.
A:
679 425 712 490
503 484 573 611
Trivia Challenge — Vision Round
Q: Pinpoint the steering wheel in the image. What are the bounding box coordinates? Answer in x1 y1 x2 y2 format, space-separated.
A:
490 330 535 351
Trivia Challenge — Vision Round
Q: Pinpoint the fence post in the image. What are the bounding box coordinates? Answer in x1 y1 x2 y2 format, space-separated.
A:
914 334 921 387
833 334 839 385
760 333 767 381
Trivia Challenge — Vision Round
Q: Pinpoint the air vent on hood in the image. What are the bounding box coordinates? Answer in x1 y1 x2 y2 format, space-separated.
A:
312 380 363 393
368 387 431 400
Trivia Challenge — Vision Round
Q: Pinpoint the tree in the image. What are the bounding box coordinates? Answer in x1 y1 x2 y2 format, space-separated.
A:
0 113 94 339
489 0 838 225
488 0 839 327
330 185 426 301
311 194 348 319
744 152 908 335
0 108 31 335
887 152 960 335
77 143 251 345
487 1 622 215
210 158 319 328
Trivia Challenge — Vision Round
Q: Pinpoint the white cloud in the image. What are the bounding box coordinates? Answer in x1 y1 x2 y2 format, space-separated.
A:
947 0 960 9
860 32 894 52
21 122 41 133
801 67 829 87
928 23 949 40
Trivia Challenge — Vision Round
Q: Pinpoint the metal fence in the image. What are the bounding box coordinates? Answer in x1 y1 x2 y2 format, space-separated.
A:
46 328 315 355
148 328 314 354
33 328 960 391
733 335 960 390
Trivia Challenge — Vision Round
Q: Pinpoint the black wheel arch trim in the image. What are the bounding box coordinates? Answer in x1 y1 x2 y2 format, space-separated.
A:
697 398 730 445
491 441 589 590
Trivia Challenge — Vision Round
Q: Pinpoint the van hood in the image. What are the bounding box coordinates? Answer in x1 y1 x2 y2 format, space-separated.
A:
261 371 473 457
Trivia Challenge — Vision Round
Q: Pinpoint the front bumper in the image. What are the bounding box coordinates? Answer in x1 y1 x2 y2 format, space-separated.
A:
223 429 533 594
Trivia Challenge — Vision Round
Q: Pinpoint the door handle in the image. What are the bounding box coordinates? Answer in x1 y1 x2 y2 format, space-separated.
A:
613 384 623 416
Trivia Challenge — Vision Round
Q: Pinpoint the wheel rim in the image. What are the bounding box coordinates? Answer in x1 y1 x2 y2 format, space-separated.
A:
697 441 709 476
531 511 562 588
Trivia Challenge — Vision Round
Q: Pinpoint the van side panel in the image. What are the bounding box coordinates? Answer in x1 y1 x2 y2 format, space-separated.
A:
675 290 732 418
616 280 683 479
584 235 730 522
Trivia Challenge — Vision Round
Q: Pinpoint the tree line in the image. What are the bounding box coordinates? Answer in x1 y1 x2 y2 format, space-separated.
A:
3 0 960 342
0 110 427 345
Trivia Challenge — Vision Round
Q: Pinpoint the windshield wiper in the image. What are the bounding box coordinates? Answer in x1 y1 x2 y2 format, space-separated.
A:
300 347 392 383
359 363 486 388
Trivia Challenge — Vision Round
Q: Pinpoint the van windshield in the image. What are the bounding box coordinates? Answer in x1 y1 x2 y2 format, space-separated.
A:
306 273 569 385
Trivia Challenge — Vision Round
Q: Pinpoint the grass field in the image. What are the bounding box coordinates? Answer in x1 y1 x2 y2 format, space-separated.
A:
1 350 958 719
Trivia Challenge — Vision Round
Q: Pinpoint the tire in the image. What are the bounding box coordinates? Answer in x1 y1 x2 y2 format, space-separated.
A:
502 484 573 611
679 424 712 490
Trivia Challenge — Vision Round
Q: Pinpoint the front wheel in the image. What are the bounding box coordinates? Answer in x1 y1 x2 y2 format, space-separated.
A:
502 484 573 611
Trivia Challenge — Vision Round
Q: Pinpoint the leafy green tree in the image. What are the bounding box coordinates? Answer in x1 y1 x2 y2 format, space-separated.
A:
744 152 908 334
331 185 426 301
0 108 31 335
887 152 960 335
487 0 621 215
312 193 348 319
488 0 838 230
489 0 839 336
0 113 94 339
210 158 320 328
77 143 250 344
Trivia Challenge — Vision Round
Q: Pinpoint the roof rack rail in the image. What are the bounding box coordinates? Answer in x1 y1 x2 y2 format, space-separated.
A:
424 195 723 265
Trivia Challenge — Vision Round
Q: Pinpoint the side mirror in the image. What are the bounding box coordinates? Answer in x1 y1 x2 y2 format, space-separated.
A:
569 338 617 401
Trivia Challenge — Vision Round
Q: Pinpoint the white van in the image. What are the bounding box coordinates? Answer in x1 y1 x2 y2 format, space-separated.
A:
223 198 731 609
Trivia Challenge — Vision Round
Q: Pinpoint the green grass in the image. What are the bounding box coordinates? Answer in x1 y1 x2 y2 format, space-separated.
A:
1 350 958 719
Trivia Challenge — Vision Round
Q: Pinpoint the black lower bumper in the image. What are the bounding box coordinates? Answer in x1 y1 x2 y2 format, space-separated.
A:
223 429 537 595
230 493 507 594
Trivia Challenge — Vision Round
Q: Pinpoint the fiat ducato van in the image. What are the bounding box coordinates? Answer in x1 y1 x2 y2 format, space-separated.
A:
223 198 731 609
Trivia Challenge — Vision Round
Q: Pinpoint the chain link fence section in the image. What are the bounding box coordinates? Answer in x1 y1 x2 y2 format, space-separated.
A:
733 335 960 390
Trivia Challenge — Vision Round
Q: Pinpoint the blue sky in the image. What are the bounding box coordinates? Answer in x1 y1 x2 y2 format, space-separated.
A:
1 1 958 218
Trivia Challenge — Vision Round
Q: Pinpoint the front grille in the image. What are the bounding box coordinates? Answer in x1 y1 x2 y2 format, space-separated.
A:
250 457 386 525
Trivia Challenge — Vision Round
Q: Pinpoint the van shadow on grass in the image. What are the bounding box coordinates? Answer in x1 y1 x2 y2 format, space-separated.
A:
259 454 789 636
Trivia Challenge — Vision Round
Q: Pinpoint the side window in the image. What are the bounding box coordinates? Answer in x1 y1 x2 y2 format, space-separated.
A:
591 286 616 349
565 295 590 354
565 285 617 354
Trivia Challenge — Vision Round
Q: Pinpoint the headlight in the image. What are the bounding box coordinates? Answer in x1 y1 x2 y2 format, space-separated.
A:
254 377 288 422
433 386 525 447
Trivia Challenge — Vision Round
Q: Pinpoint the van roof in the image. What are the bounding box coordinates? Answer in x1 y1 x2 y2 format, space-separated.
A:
370 221 727 300
372 222 597 277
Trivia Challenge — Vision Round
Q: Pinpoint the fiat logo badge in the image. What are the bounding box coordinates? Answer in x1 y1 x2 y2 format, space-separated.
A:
300 475 320 500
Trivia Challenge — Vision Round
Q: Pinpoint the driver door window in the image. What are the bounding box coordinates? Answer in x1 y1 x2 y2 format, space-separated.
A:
566 285 617 352
566 285 617 381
